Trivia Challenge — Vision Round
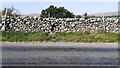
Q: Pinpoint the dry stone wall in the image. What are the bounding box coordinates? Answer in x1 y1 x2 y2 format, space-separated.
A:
0 15 119 33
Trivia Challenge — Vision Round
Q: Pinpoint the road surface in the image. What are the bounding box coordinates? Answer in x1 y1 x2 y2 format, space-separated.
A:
1 42 119 66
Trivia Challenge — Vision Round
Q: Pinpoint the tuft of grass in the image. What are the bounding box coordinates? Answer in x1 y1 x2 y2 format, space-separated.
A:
0 31 119 42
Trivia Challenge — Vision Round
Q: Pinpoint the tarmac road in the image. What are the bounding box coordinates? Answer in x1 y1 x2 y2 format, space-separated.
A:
1 42 119 66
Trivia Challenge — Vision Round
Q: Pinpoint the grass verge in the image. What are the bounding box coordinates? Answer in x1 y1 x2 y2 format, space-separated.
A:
0 31 119 42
